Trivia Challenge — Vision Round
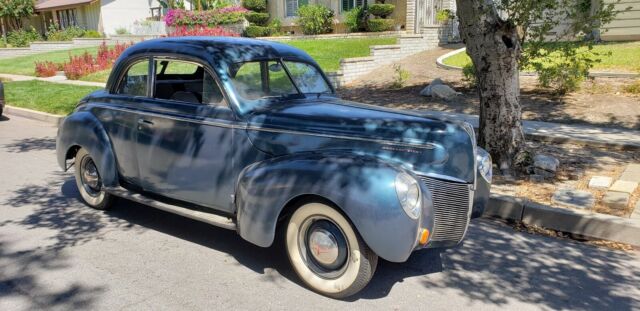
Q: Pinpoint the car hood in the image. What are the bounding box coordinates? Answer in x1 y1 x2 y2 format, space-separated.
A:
246 98 476 183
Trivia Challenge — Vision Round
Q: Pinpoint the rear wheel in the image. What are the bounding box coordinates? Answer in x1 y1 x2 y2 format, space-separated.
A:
285 202 378 298
74 148 113 210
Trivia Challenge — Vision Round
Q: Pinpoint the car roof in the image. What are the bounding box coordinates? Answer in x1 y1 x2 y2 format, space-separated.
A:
119 36 316 64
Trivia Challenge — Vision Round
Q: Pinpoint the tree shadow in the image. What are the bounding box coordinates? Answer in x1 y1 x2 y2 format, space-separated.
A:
3 137 56 153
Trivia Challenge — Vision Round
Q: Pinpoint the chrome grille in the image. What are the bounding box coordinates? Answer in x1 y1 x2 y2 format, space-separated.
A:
421 176 472 242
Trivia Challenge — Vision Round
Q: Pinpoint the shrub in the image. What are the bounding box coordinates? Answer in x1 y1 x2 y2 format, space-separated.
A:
46 25 86 41
529 46 595 94
296 5 334 35
268 18 282 35
115 27 130 35
245 12 269 25
164 7 248 27
368 4 395 18
435 9 455 23
462 63 476 86
167 25 239 37
367 18 394 32
35 61 59 77
390 64 409 88
344 6 366 32
61 42 132 80
242 0 267 12
83 30 103 38
243 25 271 37
7 27 41 47
623 80 640 94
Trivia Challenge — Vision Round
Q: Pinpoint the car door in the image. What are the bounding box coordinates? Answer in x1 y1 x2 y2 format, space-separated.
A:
135 58 238 212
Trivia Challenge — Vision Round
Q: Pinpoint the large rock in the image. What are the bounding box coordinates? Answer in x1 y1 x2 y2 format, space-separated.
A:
533 154 560 173
419 78 448 97
430 84 460 101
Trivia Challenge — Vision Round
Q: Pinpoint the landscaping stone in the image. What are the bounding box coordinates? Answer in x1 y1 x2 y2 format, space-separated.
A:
551 189 595 210
609 180 638 194
534 154 560 172
529 174 545 183
619 164 640 183
431 84 460 101
602 191 630 210
588 176 613 190
419 78 444 96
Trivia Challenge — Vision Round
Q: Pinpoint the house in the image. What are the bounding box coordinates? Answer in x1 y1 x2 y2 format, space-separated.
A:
31 0 176 36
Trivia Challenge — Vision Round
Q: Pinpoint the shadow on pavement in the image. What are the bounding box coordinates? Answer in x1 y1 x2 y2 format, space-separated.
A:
3 137 56 153
2 173 640 309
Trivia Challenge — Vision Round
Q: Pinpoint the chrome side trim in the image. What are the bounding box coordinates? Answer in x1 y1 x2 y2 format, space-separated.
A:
92 104 439 150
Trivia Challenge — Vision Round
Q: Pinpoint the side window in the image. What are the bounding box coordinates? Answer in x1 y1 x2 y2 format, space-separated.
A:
154 59 224 106
117 59 149 96
230 61 298 100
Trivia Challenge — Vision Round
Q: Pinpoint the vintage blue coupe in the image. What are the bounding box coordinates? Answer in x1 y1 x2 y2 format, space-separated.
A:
56 37 492 298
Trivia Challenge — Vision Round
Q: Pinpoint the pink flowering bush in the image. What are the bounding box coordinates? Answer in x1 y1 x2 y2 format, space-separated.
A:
167 25 239 37
56 42 132 80
164 7 248 27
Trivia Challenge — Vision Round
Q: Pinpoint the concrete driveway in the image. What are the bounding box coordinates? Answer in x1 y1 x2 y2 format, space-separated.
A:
1 115 640 310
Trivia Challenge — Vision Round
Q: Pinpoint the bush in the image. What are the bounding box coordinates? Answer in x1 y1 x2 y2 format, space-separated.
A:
83 30 103 38
368 4 395 18
529 47 594 94
7 27 41 47
168 25 240 37
390 64 409 88
63 42 132 80
35 61 59 77
344 6 366 32
435 9 455 23
115 27 130 35
462 63 476 86
268 18 282 35
296 5 334 35
242 0 267 12
164 7 248 27
367 18 394 32
246 12 270 25
46 25 86 41
243 25 271 37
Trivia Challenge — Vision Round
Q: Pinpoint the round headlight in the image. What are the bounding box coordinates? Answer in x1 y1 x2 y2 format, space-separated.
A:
395 173 421 220
476 148 493 183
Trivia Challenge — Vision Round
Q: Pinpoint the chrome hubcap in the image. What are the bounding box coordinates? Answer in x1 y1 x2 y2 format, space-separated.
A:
308 228 340 266
81 157 101 195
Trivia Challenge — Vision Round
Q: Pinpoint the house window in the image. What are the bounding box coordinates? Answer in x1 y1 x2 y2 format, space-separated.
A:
285 0 308 17
342 0 364 12
56 9 78 28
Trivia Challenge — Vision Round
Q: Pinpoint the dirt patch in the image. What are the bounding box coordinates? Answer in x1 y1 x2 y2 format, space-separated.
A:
339 47 640 130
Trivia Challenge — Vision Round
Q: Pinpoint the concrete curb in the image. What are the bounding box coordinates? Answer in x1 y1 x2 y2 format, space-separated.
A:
4 105 64 126
483 194 640 246
436 48 640 79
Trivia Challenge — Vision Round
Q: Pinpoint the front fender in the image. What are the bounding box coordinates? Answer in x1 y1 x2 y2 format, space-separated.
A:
56 111 118 187
235 151 427 263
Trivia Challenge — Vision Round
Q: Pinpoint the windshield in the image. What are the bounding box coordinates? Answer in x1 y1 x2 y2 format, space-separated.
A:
228 59 332 102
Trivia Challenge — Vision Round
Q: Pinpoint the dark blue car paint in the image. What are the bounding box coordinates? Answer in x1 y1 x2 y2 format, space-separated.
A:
56 37 490 263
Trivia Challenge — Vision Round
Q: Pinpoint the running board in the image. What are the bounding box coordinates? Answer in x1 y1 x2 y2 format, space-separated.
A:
106 187 236 230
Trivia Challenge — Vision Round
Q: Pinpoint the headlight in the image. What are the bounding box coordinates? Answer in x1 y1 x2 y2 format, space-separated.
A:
476 147 492 183
395 173 421 220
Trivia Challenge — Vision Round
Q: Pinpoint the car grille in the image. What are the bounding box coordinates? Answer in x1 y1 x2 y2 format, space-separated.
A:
420 176 472 242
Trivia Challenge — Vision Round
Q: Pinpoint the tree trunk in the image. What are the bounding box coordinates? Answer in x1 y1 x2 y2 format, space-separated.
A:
455 0 527 173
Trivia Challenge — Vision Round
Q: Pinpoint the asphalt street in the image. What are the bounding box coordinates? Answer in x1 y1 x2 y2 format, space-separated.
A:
1 114 639 310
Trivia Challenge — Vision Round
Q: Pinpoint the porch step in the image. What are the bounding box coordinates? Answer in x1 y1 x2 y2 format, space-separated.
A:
106 187 237 230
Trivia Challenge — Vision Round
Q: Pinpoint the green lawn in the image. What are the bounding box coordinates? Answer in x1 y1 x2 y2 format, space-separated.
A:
4 80 101 115
0 46 100 76
443 41 640 72
1 37 397 82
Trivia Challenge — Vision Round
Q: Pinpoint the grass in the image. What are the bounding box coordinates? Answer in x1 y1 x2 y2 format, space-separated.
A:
0 46 100 76
443 41 640 72
4 80 101 115
2 37 397 82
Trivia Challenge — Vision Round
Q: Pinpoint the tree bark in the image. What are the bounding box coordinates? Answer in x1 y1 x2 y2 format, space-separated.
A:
455 0 527 172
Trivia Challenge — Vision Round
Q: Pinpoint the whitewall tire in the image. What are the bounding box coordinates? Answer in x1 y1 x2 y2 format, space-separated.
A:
285 202 378 298
74 148 113 210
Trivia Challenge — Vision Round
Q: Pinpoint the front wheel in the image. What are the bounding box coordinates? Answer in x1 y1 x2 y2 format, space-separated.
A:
285 203 378 298
74 148 114 210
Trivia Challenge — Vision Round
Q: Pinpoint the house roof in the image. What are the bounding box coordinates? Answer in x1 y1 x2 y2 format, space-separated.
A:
35 0 96 11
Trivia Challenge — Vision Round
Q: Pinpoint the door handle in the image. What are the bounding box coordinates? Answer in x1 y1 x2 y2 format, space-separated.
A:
137 119 154 126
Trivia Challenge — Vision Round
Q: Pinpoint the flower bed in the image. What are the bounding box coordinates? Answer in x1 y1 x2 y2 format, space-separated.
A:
34 42 132 80
164 7 248 28
167 25 239 37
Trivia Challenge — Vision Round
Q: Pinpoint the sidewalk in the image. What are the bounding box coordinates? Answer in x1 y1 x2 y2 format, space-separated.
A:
419 110 640 150
0 73 106 88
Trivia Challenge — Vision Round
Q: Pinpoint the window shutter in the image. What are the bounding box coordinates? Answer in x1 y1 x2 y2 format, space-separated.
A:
342 0 350 11
356 0 363 7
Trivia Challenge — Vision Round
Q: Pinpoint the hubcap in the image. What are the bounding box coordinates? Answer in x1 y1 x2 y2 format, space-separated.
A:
299 218 349 278
308 228 340 266
81 157 101 196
